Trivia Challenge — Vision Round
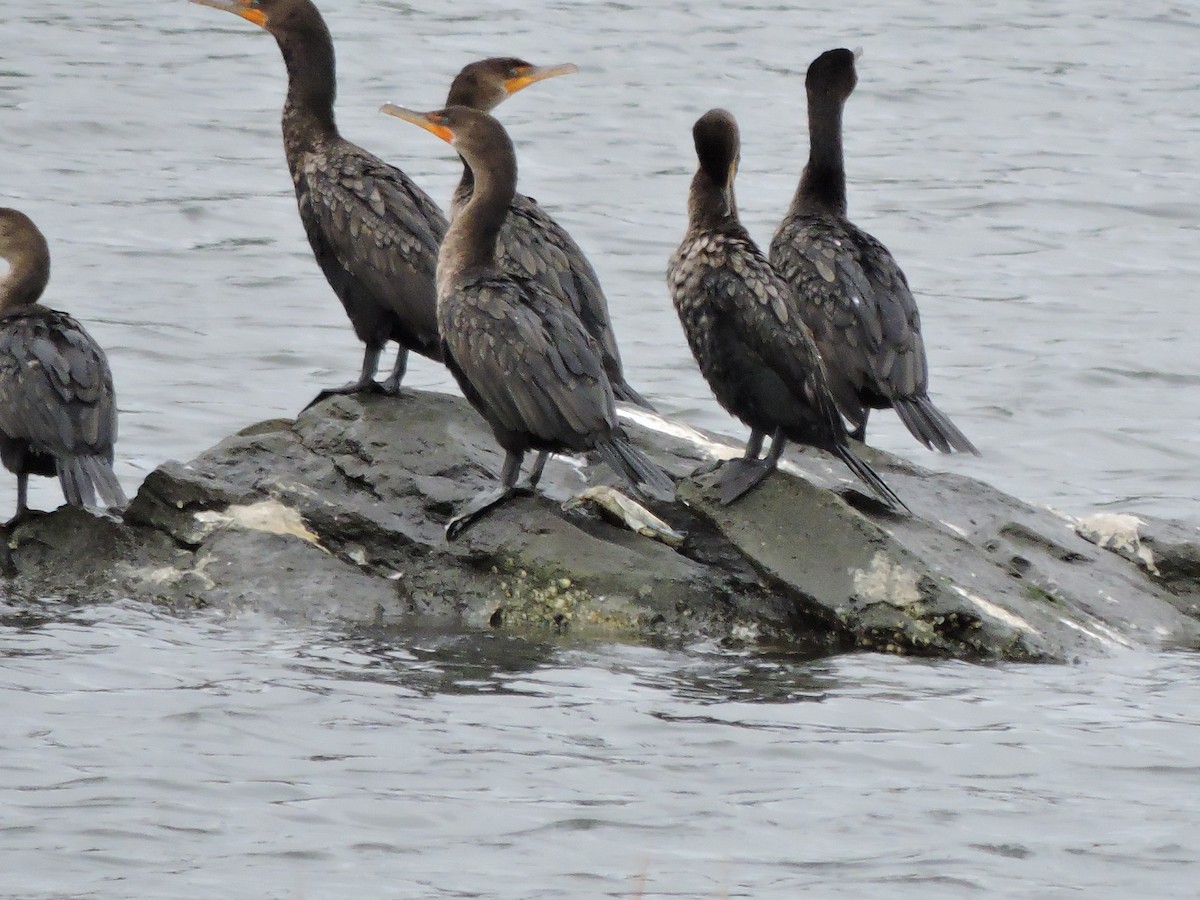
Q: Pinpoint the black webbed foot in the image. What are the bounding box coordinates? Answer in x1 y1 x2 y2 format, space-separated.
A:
302 379 387 412
716 458 775 505
690 457 726 478
445 486 533 541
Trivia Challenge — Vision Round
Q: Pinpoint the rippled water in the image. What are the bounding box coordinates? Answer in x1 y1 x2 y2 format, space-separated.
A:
4 598 1199 898
2 1 1199 896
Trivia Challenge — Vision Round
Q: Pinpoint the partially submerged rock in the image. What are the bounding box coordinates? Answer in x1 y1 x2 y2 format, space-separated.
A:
2 390 1197 662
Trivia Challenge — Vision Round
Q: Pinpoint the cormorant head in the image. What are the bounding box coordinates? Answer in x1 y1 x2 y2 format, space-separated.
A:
446 58 578 113
693 108 740 190
806 48 858 103
379 104 514 173
190 0 322 38
0 209 47 265
0 208 51 308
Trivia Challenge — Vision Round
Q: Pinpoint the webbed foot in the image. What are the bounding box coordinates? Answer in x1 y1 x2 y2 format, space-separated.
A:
302 379 387 412
445 486 533 541
716 458 775 505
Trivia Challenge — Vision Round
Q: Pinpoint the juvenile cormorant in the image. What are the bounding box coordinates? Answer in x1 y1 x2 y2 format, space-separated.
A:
770 48 978 454
442 58 655 409
379 103 674 538
192 0 446 403
668 110 906 510
0 209 126 521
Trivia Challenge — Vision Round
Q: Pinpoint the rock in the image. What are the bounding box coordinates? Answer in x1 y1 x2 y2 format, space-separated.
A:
2 390 1198 661
1075 513 1200 620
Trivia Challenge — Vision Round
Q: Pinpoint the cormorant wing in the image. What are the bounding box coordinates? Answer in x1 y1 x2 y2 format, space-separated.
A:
706 231 846 432
0 310 117 457
443 275 616 448
294 142 447 343
771 215 928 400
498 193 622 369
838 221 929 397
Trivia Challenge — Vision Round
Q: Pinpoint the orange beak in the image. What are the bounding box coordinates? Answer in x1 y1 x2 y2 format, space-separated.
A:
502 62 578 95
379 104 455 145
190 0 269 29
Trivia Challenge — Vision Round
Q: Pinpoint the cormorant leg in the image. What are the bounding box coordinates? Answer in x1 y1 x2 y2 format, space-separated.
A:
446 451 525 541
717 430 785 505
743 429 766 460
6 474 31 526
848 410 869 443
304 344 385 410
694 429 766 477
380 347 409 395
765 429 787 465
524 451 549 489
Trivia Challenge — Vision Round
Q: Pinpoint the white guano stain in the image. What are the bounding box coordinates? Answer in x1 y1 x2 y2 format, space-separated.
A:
1055 616 1136 650
617 407 742 461
615 407 846 483
950 585 1038 634
852 553 923 606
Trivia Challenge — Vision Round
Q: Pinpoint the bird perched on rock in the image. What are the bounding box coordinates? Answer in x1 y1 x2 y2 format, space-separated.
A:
193 0 446 405
443 57 654 409
0 208 126 522
770 48 977 454
668 109 906 511
381 103 674 538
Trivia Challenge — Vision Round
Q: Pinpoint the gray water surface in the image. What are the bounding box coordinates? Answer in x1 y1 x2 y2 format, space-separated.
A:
4 599 1199 898
2 0 1199 895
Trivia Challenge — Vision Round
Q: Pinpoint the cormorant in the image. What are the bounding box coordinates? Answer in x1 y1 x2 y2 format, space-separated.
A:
379 103 674 538
442 58 655 409
668 110 906 510
192 0 446 403
770 48 978 454
0 209 126 522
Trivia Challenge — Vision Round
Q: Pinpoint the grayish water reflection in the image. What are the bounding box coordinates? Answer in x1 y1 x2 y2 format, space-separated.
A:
3 600 1198 897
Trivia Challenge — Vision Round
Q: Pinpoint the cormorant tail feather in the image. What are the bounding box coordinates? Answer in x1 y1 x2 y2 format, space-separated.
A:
57 455 127 510
596 438 675 502
612 380 658 412
833 444 910 514
893 397 979 456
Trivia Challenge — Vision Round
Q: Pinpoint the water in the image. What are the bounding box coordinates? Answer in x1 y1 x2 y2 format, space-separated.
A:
3 598 1199 898
1 0 1198 895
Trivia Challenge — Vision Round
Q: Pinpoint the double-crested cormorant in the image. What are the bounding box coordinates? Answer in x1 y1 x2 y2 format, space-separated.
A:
770 49 978 454
668 110 906 511
192 0 446 403
379 104 674 538
0 209 126 521
442 58 655 409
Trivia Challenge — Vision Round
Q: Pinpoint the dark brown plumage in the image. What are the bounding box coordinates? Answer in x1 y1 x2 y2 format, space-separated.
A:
380 104 673 538
0 209 125 521
770 48 977 454
668 109 905 510
443 58 654 409
192 0 446 402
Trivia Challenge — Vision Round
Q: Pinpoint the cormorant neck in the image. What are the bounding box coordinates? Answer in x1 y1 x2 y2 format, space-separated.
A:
277 20 338 145
440 142 516 283
687 168 738 233
456 157 475 203
793 91 847 217
0 238 50 314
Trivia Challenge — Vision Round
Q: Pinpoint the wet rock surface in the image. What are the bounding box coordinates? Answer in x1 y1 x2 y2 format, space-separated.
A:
3 391 1197 662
